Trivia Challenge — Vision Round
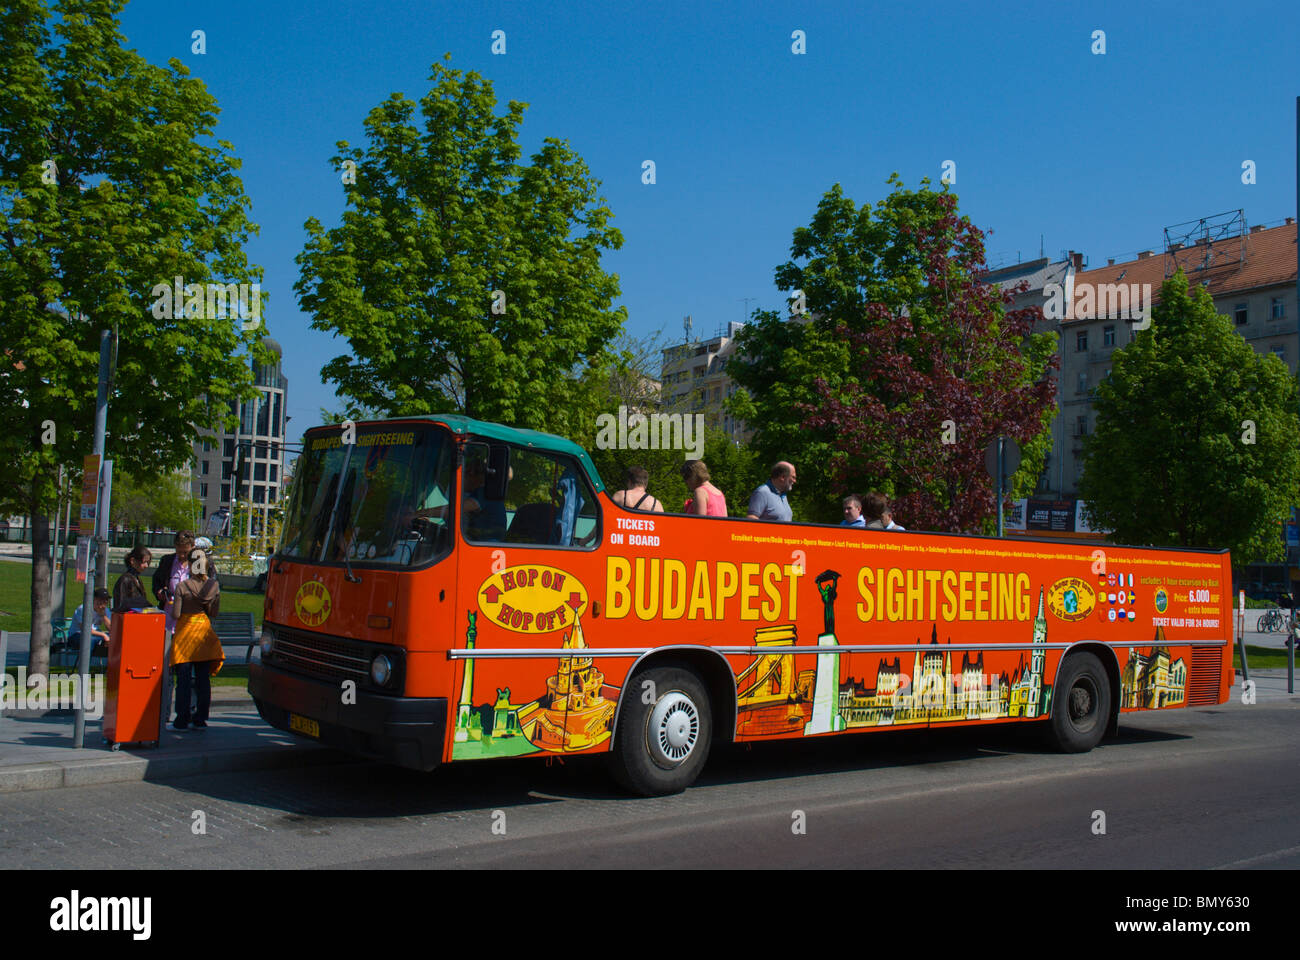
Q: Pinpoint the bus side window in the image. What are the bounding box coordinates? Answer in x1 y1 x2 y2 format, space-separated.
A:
465 446 599 549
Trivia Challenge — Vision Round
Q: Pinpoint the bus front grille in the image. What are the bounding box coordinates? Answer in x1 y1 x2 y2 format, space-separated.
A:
270 626 381 686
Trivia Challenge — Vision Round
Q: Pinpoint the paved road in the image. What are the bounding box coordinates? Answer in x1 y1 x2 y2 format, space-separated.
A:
3 692 1296 869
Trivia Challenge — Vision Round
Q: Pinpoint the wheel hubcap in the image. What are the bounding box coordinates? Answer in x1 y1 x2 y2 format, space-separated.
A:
1069 678 1097 728
648 692 699 766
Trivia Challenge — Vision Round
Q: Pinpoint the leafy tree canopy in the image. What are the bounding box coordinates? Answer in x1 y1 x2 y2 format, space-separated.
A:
296 57 626 439
1078 270 1300 562
568 328 759 514
729 176 1056 528
109 468 200 535
0 0 267 668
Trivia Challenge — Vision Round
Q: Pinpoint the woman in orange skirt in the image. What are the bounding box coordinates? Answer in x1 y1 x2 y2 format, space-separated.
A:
169 548 224 730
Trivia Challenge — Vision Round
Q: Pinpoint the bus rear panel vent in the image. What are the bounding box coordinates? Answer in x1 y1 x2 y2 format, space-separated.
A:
1186 646 1222 706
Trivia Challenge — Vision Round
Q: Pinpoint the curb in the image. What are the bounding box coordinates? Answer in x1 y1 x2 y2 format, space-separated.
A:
0 740 353 794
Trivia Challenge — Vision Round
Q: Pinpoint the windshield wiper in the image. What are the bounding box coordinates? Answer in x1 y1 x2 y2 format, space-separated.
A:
319 441 362 582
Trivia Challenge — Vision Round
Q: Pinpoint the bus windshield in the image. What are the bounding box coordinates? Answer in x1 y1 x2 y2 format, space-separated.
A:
279 425 455 568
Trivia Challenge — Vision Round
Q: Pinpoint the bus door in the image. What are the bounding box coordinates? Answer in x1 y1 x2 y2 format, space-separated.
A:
456 441 606 758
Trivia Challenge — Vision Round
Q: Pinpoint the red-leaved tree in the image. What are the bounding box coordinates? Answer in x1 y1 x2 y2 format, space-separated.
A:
798 190 1057 532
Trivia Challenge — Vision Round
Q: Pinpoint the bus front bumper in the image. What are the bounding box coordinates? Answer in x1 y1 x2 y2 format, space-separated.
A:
249 662 447 772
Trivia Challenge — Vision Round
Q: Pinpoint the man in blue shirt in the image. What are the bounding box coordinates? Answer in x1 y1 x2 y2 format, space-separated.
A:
841 495 866 527
70 588 112 655
747 461 796 522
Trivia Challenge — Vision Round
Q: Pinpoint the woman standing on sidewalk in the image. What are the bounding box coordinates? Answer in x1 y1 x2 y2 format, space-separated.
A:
112 545 153 612
168 548 224 730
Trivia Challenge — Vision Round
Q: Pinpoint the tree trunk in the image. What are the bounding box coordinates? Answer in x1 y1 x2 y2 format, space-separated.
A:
28 495 52 678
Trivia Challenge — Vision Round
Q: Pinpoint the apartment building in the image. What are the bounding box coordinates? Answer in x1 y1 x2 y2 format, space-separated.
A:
1058 219 1297 496
1058 217 1299 593
660 321 751 443
980 256 1076 496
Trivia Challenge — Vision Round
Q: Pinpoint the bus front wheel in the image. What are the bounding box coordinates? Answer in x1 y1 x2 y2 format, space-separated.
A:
1046 652 1111 752
608 665 712 796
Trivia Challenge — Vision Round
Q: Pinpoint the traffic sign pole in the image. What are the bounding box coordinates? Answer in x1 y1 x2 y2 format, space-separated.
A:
74 329 114 749
997 437 1005 538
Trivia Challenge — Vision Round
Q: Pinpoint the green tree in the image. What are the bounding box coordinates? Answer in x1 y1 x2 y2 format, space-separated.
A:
1078 270 1300 561
568 328 759 514
317 402 385 426
0 0 266 673
109 469 201 541
729 177 1056 526
296 57 626 439
587 423 756 517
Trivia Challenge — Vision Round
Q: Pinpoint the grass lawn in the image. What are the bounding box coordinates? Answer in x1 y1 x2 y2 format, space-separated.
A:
0 559 263 634
1235 644 1297 670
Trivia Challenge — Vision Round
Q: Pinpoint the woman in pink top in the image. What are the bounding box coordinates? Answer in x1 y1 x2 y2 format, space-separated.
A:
680 460 728 516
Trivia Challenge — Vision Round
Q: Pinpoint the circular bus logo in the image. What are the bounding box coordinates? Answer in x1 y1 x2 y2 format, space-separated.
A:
295 580 332 627
1047 577 1096 622
1154 589 1168 613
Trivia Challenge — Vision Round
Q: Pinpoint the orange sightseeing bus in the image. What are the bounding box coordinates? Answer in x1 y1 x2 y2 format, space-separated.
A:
248 416 1234 794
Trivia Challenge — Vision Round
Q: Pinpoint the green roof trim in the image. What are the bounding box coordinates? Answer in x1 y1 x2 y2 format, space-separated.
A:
309 415 605 493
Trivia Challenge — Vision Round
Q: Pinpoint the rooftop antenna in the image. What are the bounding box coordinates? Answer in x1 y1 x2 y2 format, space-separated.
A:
739 297 756 323
683 314 693 343
1040 235 1044 258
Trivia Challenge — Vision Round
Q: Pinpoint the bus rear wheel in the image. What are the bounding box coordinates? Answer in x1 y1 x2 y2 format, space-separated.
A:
1046 652 1111 752
608 665 712 796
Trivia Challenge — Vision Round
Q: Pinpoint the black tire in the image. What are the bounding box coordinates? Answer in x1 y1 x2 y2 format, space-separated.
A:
608 665 712 796
1046 652 1111 752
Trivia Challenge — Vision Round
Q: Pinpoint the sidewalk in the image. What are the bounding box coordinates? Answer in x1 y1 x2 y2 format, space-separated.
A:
0 685 349 794
1232 668 1300 700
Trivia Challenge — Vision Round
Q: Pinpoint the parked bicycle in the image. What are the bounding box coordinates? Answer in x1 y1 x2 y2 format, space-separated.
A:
1259 606 1285 632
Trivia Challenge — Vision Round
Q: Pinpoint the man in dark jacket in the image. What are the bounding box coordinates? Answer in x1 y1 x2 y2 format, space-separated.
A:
152 531 195 608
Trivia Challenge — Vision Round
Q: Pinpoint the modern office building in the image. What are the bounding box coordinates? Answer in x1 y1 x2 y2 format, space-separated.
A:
190 338 289 535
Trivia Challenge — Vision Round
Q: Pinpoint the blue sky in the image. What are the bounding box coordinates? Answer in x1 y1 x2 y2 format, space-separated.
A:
115 0 1300 433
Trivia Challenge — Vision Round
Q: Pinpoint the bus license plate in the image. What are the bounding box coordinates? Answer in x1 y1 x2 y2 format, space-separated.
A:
288 714 320 738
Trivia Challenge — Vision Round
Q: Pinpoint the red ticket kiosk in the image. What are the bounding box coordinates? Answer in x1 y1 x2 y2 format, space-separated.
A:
103 610 166 749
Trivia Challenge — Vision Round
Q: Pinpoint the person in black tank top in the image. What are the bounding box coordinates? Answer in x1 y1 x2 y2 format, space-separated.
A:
612 466 664 513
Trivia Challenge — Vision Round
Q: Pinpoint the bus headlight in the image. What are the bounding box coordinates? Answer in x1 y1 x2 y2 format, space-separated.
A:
260 628 275 657
370 654 393 686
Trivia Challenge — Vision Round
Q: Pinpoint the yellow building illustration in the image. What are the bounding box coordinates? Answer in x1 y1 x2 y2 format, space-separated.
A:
1008 586 1050 718
835 626 1017 728
1121 629 1186 709
524 618 617 751
452 613 619 760
832 592 1054 729
736 625 814 736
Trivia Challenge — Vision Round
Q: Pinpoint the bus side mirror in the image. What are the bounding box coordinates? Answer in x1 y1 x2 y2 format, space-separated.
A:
485 444 510 500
